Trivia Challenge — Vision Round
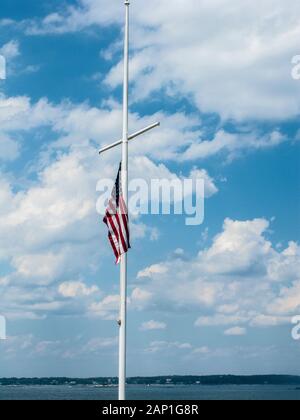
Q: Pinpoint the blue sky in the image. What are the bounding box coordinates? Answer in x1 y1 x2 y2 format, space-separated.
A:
0 0 299 377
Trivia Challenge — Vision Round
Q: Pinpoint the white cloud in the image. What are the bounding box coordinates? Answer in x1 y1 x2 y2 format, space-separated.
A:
0 94 212 164
1 335 34 358
131 288 153 309
0 40 20 60
89 295 120 320
191 346 210 355
0 152 100 274
189 167 219 197
0 95 60 132
195 315 249 328
267 280 300 315
181 130 288 162
140 320 167 331
13 253 66 282
0 19 16 28
34 340 61 355
25 0 123 35
129 156 218 200
145 340 192 353
31 0 300 121
58 281 99 298
200 218 272 275
224 327 247 336
81 337 118 353
137 264 168 279
0 93 219 319
0 333 118 361
136 218 300 329
0 92 296 327
249 314 289 327
0 134 20 161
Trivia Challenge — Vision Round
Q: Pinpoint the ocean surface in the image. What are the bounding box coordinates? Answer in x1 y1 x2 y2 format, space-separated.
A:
0 384 300 400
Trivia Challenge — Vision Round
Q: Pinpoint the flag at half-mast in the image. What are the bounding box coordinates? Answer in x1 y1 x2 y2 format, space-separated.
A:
103 163 130 264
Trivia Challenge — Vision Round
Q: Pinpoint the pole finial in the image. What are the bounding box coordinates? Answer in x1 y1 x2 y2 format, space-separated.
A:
125 0 130 5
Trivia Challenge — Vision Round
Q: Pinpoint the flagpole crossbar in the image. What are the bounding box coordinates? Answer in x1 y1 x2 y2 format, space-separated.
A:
98 122 160 155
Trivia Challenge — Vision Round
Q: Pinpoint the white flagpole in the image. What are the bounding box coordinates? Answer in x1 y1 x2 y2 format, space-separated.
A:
98 0 160 400
119 0 130 401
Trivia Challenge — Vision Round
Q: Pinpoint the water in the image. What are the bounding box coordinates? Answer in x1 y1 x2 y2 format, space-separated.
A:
0 384 299 400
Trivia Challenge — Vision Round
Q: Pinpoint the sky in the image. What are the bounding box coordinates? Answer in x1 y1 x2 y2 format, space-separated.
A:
0 0 299 378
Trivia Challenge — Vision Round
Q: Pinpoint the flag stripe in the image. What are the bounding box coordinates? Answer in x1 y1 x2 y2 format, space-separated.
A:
108 232 119 262
120 197 130 248
106 214 120 246
114 213 128 253
104 216 121 263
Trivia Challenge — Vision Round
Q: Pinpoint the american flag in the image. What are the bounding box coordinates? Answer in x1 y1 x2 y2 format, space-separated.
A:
103 163 130 264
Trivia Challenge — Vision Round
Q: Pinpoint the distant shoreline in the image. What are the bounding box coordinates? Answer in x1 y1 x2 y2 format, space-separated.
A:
1 375 300 387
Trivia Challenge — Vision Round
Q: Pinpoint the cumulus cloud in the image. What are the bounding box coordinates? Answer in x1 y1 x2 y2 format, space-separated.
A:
30 0 300 121
0 1 298 375
137 264 168 279
90 288 154 320
25 0 123 35
0 333 118 361
268 280 300 315
135 218 300 329
89 295 120 320
0 2 296 333
224 327 247 336
81 336 118 354
58 281 99 298
0 91 218 319
140 320 167 331
180 130 288 162
13 253 67 282
0 94 213 164
131 288 153 310
0 134 20 161
0 95 295 328
145 340 192 354
191 346 210 355
0 40 20 60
